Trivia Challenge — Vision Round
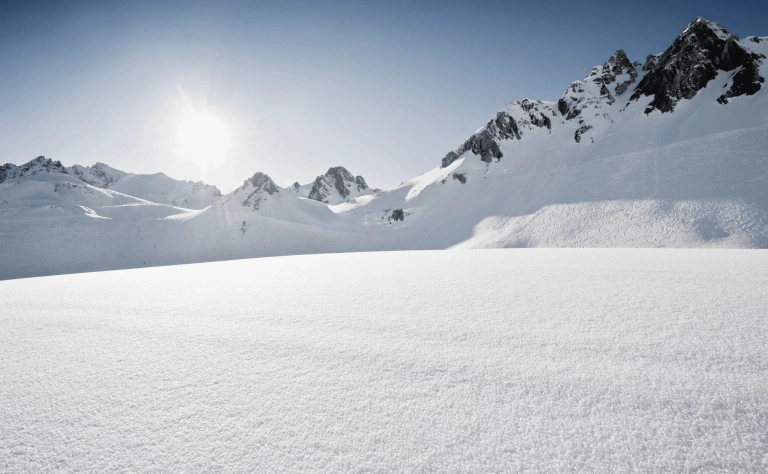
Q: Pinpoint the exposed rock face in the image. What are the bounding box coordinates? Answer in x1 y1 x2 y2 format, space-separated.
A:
69 162 124 187
443 48 644 168
442 99 555 167
440 17 766 168
558 49 639 121
574 125 594 143
643 54 659 72
307 166 371 204
452 172 467 184
0 164 10 184
390 209 404 222
631 17 765 113
0 156 67 184
240 172 279 210
717 59 765 104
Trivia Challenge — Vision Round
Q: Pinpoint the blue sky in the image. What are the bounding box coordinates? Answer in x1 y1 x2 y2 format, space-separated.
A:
1 0 766 191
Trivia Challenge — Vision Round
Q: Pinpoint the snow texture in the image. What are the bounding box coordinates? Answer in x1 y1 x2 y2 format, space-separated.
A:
1 249 767 472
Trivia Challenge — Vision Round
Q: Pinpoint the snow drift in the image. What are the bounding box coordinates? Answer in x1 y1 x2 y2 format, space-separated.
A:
1 250 767 471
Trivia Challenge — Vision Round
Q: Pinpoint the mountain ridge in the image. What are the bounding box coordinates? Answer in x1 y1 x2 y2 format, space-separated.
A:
1 17 767 279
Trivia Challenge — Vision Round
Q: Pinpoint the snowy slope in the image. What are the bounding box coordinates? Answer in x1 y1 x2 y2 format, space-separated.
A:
69 162 221 209
2 250 767 472
334 18 768 249
0 165 383 280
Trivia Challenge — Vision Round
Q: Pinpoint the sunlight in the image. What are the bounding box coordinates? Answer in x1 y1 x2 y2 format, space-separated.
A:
176 111 231 167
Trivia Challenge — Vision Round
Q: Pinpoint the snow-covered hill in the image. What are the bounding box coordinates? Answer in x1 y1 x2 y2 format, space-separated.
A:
2 250 767 471
69 162 221 209
1 17 767 279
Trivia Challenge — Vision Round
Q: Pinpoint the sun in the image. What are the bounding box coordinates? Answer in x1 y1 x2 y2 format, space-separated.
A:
176 112 231 167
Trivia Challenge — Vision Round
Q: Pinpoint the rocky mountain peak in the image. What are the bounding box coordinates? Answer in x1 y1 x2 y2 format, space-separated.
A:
244 172 279 195
354 175 368 190
307 166 372 204
236 172 280 210
642 54 659 72
23 156 67 174
631 17 765 112
325 166 355 183
682 17 731 39
557 49 640 122
595 49 639 96
442 99 557 168
0 156 68 184
69 162 125 187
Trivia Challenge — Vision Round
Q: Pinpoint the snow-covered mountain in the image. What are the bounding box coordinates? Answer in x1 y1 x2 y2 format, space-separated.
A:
0 156 150 210
337 17 768 249
289 166 377 205
68 162 221 209
1 17 767 279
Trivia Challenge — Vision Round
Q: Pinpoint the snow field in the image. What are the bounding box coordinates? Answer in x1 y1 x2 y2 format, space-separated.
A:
1 249 767 472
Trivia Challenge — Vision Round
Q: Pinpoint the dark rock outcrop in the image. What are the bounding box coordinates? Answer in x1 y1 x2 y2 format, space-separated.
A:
574 124 593 143
307 166 371 203
558 50 638 121
643 54 659 72
0 156 67 184
354 175 368 190
631 18 765 113
441 99 557 168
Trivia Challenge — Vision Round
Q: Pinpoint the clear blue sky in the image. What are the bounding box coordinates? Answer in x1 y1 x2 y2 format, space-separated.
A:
1 0 766 191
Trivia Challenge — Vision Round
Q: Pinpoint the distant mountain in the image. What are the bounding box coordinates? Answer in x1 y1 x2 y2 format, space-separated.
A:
0 156 147 210
68 162 221 209
1 155 69 182
1 18 767 279
289 166 377 205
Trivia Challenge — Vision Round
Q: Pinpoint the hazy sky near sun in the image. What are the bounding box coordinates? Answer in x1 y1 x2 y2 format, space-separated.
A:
1 0 766 192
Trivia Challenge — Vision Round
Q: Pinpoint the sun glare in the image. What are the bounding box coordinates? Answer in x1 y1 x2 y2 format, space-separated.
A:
176 112 231 167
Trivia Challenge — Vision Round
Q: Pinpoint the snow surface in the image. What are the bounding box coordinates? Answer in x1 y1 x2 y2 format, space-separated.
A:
1 250 766 472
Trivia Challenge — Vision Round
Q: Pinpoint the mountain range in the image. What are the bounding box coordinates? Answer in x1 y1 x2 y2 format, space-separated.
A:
1 17 766 279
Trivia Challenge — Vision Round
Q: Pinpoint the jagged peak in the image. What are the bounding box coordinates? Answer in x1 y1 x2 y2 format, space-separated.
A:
305 166 373 203
354 175 368 190
21 156 67 172
606 49 630 65
237 172 279 203
0 156 69 184
631 17 763 113
680 17 733 40
642 54 659 71
324 166 356 182
245 171 276 187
